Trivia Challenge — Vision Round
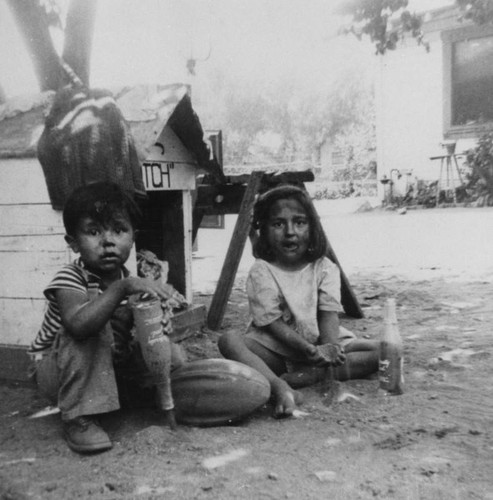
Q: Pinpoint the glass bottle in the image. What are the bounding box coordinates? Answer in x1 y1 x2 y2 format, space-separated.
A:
378 298 404 395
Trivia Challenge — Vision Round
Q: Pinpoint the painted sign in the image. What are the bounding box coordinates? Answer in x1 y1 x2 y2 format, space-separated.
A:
142 125 197 191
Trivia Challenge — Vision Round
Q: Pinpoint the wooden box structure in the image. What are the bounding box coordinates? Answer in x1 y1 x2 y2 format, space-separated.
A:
0 85 213 380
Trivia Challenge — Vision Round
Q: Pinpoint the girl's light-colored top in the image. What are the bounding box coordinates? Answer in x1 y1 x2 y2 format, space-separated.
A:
245 256 345 360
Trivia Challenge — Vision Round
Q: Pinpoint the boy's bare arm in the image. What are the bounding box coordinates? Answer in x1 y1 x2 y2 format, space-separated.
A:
56 277 168 340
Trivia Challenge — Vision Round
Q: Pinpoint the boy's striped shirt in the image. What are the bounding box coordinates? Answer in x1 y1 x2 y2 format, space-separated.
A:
29 259 128 353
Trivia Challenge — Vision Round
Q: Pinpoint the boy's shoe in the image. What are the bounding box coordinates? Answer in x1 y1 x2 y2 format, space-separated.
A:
63 416 112 453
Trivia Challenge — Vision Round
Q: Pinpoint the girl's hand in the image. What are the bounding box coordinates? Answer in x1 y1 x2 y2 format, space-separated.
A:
307 343 346 367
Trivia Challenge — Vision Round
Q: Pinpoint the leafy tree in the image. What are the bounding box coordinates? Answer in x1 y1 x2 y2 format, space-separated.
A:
5 1 493 93
338 0 493 54
222 88 270 164
205 65 374 168
456 0 493 24
337 0 428 54
294 69 374 162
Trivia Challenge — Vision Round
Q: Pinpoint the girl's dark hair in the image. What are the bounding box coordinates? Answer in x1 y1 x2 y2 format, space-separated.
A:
252 184 328 262
63 181 142 236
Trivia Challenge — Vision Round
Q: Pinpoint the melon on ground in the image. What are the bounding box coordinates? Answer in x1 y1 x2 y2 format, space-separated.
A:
171 358 271 426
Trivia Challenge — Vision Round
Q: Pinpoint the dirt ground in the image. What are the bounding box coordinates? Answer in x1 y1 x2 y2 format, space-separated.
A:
2 207 493 500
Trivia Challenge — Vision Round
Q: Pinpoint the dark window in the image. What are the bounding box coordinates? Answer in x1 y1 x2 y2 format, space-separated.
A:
452 35 493 126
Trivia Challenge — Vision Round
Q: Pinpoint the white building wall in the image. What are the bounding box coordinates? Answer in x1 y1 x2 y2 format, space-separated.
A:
376 33 445 197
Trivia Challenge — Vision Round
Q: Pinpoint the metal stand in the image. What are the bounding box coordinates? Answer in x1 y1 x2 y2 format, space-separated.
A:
429 154 463 206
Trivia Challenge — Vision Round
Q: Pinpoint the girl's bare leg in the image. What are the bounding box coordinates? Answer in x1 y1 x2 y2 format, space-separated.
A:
336 351 379 381
344 339 379 353
336 339 379 380
281 340 380 388
218 332 303 418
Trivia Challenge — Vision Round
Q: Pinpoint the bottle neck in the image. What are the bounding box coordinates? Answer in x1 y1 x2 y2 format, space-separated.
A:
384 299 398 324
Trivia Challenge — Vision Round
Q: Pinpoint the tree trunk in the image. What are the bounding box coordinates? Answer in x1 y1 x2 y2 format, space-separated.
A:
62 0 98 87
6 0 63 91
6 0 97 91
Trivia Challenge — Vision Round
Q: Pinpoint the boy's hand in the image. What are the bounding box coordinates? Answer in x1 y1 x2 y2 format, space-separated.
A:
123 277 169 301
306 343 346 367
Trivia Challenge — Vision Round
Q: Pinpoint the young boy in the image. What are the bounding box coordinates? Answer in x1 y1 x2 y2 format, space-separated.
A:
29 182 182 453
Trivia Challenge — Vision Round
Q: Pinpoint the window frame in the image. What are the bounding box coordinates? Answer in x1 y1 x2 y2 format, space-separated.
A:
442 24 493 139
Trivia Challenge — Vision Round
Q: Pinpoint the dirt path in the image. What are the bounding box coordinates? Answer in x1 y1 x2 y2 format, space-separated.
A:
1 271 493 500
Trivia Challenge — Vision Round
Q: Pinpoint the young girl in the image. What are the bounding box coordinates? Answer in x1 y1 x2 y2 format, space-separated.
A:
218 185 378 418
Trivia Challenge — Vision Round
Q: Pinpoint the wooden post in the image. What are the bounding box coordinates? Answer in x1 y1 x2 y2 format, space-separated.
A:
182 189 193 303
325 244 364 319
207 171 264 330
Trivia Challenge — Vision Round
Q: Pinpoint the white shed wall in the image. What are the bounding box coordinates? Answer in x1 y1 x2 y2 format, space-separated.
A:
0 159 67 346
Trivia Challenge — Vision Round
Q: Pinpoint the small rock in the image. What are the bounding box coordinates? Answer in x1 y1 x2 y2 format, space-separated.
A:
314 470 337 482
337 391 361 403
347 433 362 444
324 437 342 447
44 483 57 492
268 472 278 480
292 409 310 418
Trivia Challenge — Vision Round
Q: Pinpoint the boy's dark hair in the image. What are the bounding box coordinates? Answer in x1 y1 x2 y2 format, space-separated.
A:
63 181 142 236
252 184 328 262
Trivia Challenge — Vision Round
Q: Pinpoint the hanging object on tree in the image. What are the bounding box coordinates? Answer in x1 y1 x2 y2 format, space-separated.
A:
37 62 146 209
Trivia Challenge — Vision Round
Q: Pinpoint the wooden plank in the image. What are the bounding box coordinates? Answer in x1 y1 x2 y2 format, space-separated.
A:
0 233 67 252
0 204 63 237
207 171 264 330
191 207 205 245
169 304 206 343
325 245 364 319
260 170 315 189
194 184 246 215
200 169 314 186
182 190 193 303
0 250 69 297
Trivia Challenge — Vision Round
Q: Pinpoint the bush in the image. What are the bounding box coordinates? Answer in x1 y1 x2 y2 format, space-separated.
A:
311 181 377 200
465 133 493 199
